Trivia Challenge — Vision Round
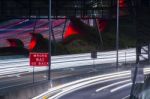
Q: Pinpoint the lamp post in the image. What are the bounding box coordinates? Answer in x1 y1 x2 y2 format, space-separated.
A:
48 0 52 82
116 0 120 69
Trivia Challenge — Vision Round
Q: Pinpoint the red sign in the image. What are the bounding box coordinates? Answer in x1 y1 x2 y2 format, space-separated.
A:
30 53 49 66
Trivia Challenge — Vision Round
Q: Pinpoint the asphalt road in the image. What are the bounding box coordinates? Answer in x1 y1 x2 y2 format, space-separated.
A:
0 63 132 93
59 77 131 99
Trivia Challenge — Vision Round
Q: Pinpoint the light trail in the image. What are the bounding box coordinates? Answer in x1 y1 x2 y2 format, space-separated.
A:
0 47 149 78
0 48 136 76
121 95 130 99
110 83 132 93
96 79 131 92
33 68 150 99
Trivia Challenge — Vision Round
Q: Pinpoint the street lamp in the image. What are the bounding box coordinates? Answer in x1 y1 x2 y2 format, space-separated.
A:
116 0 120 69
48 0 52 85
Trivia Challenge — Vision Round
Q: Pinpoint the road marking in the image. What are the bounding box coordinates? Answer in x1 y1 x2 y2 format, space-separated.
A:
122 95 130 99
110 83 132 93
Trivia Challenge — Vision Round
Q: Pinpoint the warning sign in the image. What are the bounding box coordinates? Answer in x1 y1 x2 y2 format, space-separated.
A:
30 53 49 66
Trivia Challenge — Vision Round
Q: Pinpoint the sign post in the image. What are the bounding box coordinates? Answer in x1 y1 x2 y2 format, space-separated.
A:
30 53 49 83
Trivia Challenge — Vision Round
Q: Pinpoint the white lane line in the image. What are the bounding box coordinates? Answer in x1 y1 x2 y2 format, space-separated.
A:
96 79 131 92
110 83 132 93
122 95 130 99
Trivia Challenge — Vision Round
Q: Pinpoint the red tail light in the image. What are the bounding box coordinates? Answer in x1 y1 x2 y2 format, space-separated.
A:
29 38 37 51
64 22 80 39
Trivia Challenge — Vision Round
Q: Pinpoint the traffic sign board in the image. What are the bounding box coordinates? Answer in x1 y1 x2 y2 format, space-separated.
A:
30 53 49 66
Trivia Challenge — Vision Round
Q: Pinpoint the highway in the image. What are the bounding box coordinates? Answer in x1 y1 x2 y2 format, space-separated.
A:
33 68 150 99
1 46 149 78
0 48 137 77
0 58 134 91
0 47 148 98
59 78 131 99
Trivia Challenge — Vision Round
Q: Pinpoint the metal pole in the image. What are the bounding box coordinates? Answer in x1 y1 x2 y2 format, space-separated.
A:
32 17 37 84
116 0 120 69
125 51 126 65
148 44 150 62
96 19 103 49
48 0 51 82
33 66 35 83
130 64 138 99
62 19 67 41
